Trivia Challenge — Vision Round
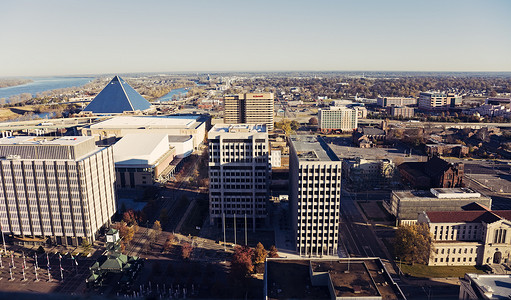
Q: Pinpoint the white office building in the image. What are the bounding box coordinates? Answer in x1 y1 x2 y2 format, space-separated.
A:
0 136 116 246
318 106 358 133
208 124 269 230
289 135 342 256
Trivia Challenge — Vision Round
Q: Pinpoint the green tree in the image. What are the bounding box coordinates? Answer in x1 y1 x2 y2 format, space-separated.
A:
290 120 300 131
394 223 433 265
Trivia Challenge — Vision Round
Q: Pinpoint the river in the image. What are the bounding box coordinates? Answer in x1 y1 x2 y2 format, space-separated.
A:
156 87 190 102
0 77 94 100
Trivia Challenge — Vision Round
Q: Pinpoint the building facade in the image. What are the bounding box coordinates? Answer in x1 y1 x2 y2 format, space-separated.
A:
318 106 358 133
377 97 417 107
113 133 176 188
385 188 492 225
398 155 464 189
0 136 116 246
208 124 269 229
289 135 342 256
418 92 461 111
418 206 511 267
224 93 274 130
342 158 395 189
388 106 415 118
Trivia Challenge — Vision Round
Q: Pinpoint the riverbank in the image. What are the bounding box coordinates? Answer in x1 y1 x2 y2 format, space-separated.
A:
0 79 33 88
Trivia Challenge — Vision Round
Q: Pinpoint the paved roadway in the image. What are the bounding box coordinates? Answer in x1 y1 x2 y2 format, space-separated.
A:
339 189 461 299
339 191 387 259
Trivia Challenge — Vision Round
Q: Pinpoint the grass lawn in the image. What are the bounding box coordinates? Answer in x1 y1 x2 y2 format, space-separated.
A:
401 263 486 278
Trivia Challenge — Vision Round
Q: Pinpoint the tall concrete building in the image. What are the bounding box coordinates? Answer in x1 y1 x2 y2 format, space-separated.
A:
318 106 358 133
224 93 274 130
0 136 116 246
289 135 342 256
208 124 269 229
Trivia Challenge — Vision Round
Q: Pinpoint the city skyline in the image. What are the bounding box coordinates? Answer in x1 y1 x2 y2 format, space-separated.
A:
1 0 510 76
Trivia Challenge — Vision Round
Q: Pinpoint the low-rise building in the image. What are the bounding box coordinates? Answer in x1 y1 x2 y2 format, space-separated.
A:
384 188 492 225
418 91 461 111
387 106 415 118
398 155 464 189
418 204 511 266
486 97 511 108
425 143 469 157
264 258 406 299
460 273 511 299
82 115 208 151
464 104 511 118
352 127 386 148
377 96 417 107
342 158 395 189
112 133 176 188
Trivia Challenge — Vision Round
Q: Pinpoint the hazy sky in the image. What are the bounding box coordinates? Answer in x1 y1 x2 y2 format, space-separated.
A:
1 0 510 76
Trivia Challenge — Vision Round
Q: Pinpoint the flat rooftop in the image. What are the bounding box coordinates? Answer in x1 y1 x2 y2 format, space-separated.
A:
90 115 204 130
0 136 94 146
394 188 485 200
266 258 405 299
209 123 267 134
112 133 171 166
290 135 339 162
466 273 511 299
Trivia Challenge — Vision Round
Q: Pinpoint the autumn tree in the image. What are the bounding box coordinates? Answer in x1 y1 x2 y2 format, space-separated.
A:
114 221 135 249
268 245 279 258
393 223 433 265
123 210 138 226
254 242 268 264
231 245 254 278
181 242 193 260
152 220 162 242
309 117 318 126
163 234 175 253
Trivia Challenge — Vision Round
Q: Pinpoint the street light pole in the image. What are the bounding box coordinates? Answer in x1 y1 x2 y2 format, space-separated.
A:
0 223 7 255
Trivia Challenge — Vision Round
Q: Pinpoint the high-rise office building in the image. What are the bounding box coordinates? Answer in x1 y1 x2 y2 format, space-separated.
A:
289 135 342 256
0 136 116 246
208 124 269 230
224 93 274 130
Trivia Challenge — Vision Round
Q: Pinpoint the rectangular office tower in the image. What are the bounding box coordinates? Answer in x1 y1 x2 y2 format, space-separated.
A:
289 135 342 257
208 124 269 230
224 93 274 130
0 136 116 246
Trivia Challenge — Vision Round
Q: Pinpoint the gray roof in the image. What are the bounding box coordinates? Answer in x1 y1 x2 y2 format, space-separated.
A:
290 135 339 162
83 76 151 114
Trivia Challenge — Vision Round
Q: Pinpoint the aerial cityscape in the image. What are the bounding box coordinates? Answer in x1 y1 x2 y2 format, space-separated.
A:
0 1 510 299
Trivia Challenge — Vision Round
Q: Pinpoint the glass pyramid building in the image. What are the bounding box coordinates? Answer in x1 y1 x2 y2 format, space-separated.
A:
83 76 152 114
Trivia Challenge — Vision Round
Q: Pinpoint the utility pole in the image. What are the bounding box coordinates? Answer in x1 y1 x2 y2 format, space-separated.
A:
244 213 247 245
233 213 236 246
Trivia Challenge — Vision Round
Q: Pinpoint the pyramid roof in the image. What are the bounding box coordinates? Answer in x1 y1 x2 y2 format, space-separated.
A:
83 76 152 114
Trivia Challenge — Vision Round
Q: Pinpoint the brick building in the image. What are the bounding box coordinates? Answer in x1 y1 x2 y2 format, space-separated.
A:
398 155 464 189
